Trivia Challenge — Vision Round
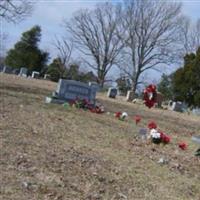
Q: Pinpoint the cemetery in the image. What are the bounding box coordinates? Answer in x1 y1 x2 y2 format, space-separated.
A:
1 0 200 199
0 73 200 200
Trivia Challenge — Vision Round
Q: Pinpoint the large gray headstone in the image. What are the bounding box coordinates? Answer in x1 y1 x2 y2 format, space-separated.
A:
107 87 117 98
54 79 96 104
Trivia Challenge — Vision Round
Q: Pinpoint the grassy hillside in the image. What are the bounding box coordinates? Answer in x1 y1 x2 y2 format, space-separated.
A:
0 74 200 200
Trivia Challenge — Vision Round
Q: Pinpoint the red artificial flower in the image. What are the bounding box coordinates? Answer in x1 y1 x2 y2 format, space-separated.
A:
160 132 171 144
143 84 157 108
95 106 104 114
69 100 76 106
115 112 122 119
148 121 157 129
178 142 187 150
134 115 141 125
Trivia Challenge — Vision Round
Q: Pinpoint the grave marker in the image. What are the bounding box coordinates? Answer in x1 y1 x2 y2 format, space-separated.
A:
107 87 117 98
31 71 40 79
126 90 134 102
46 79 97 105
138 128 148 140
19 67 28 77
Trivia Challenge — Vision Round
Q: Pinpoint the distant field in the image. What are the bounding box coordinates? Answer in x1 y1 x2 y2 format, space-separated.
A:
0 73 200 200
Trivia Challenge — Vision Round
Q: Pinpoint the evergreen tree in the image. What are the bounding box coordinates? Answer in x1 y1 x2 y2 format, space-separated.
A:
5 25 49 73
172 47 200 107
157 74 173 100
46 58 65 82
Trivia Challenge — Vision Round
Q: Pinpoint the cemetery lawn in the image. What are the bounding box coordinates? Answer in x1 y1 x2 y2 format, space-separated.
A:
1 74 200 200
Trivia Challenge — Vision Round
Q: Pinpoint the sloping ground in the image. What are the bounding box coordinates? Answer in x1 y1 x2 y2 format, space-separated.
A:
0 74 200 200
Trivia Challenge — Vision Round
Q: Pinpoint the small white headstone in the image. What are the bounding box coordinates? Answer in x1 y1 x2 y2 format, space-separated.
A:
19 67 28 77
44 74 51 80
126 90 134 102
31 71 40 79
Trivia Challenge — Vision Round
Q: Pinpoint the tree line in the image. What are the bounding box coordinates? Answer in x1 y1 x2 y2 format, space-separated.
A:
1 0 200 100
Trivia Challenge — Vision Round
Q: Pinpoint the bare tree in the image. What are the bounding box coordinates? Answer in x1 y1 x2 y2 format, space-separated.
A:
179 17 200 55
53 36 73 69
118 0 183 93
64 2 124 87
0 32 8 67
191 19 200 51
0 0 33 23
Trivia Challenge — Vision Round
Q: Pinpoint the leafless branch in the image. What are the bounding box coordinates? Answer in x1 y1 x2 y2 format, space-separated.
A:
0 0 34 23
63 2 124 87
118 0 183 92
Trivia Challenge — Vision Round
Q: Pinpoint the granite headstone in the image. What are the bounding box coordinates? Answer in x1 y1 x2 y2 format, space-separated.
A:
47 79 97 105
107 87 117 98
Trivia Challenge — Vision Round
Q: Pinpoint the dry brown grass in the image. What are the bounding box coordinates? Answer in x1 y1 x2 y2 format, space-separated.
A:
0 74 200 200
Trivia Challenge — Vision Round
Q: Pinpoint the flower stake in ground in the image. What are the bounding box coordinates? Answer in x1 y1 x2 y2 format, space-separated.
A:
134 115 141 125
160 131 171 144
115 112 122 119
148 122 171 145
90 105 104 114
143 84 157 108
178 142 187 150
150 129 162 144
114 112 128 121
148 121 157 129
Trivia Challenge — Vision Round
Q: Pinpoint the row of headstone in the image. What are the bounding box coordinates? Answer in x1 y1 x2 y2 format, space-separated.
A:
1 66 16 74
46 79 99 105
1 66 52 80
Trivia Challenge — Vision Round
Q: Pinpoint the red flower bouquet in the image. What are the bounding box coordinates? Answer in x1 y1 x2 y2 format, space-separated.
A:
115 112 122 119
178 142 187 150
148 121 157 129
143 84 157 108
160 132 171 144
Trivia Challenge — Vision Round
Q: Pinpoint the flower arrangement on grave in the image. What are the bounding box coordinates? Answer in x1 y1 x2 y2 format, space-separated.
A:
115 112 128 121
90 105 105 114
69 98 104 114
143 84 157 108
70 98 90 109
150 129 162 144
160 131 171 144
178 142 187 150
148 121 170 144
148 121 157 129
134 115 141 125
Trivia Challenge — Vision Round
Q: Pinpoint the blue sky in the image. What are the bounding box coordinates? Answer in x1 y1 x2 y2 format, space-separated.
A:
1 0 200 81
